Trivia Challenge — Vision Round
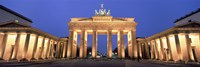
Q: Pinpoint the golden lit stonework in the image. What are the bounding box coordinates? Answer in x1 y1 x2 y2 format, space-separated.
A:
67 4 138 59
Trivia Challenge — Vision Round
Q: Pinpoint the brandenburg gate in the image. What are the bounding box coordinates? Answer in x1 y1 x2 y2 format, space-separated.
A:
67 4 138 59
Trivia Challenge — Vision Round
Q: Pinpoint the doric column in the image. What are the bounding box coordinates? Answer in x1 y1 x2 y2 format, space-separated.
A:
117 31 121 58
80 30 87 58
197 33 200 62
72 43 77 58
50 41 55 58
72 31 78 58
39 37 45 59
59 42 63 58
55 41 61 58
127 31 132 58
138 42 142 59
31 35 38 60
132 31 137 59
62 42 67 58
83 31 88 58
13 33 21 60
174 33 182 60
79 30 84 58
23 33 31 59
141 43 145 59
0 33 8 59
150 41 154 59
166 36 173 60
107 30 112 59
144 42 150 59
45 39 50 59
47 40 52 59
127 30 136 59
92 30 97 58
47 40 53 59
118 31 125 59
67 30 74 58
159 38 165 60
65 41 68 58
62 42 65 58
154 40 159 60
185 33 193 60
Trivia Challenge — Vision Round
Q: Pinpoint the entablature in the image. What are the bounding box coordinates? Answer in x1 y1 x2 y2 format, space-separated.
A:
68 22 137 31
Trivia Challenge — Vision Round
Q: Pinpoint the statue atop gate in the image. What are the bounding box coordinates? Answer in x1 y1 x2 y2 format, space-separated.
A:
95 4 110 16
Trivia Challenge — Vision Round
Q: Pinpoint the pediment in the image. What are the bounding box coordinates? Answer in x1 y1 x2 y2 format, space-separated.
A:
175 22 200 28
0 22 30 27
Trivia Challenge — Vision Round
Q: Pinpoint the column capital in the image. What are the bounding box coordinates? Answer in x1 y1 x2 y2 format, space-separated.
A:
131 30 136 32
185 31 190 34
92 30 97 31
81 30 86 32
164 34 171 38
69 30 74 31
0 31 8 34
172 31 179 34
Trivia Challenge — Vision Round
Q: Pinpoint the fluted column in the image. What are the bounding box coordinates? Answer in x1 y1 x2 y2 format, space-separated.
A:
127 31 132 58
84 31 88 58
117 31 125 59
23 33 31 60
65 41 68 58
45 39 50 59
197 33 200 62
132 31 137 59
62 42 67 58
80 30 87 58
0 33 8 59
92 30 97 58
39 37 45 59
159 38 165 60
67 30 74 58
50 41 55 58
107 30 112 59
47 40 52 59
144 42 150 59
55 41 61 58
121 31 125 59
72 31 78 58
185 33 193 60
117 31 121 58
141 43 145 59
166 36 173 60
127 30 137 59
174 33 182 60
59 42 63 58
31 35 38 60
154 40 159 59
138 42 142 59
79 31 84 58
12 33 21 60
150 41 154 59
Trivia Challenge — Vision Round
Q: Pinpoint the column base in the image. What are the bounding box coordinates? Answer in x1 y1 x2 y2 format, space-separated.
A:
30 58 37 60
38 58 44 60
20 58 29 62
92 57 96 59
0 58 3 60
11 58 17 60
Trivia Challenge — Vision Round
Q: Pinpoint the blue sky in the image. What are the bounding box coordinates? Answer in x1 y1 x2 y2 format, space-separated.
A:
1 0 200 54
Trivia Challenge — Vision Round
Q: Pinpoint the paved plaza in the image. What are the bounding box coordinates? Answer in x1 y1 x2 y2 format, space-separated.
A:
0 59 200 67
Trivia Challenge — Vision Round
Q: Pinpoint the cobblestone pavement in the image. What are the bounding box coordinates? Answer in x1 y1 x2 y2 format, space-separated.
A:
0 59 200 67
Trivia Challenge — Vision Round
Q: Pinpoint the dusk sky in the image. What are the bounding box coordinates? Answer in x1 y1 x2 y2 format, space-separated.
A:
0 0 200 54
